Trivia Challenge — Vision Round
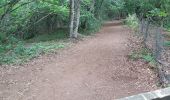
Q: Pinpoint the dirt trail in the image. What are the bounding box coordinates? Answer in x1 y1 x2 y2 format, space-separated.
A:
0 21 157 100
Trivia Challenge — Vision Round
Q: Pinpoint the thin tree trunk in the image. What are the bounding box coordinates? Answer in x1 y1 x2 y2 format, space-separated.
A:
69 0 81 38
69 0 74 38
73 0 80 38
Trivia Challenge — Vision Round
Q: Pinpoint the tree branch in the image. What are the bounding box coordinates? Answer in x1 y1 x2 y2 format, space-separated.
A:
10 1 34 13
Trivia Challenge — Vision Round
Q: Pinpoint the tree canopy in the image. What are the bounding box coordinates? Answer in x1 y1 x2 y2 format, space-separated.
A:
0 0 169 39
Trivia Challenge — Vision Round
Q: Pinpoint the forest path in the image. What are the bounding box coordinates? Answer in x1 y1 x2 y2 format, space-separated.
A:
0 21 157 100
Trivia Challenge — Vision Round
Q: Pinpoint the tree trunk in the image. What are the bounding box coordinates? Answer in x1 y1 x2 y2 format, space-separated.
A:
69 0 74 38
69 0 81 38
73 0 80 38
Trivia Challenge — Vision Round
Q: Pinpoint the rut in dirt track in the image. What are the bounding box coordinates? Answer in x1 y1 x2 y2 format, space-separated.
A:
0 21 157 100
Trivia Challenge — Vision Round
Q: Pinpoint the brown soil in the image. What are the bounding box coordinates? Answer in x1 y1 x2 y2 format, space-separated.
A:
0 21 158 100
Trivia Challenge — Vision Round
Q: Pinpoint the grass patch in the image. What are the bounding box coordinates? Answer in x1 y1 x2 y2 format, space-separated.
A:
0 40 67 65
164 41 170 47
129 48 156 66
0 30 69 65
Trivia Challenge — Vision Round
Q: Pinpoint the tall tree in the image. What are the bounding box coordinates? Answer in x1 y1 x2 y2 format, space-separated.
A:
69 0 81 38
69 0 74 38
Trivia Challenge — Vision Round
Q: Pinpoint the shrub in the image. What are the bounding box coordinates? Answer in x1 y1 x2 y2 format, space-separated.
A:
0 35 67 65
125 14 139 30
80 11 102 34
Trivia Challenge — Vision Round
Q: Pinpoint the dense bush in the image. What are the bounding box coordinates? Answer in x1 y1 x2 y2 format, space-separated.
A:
0 36 66 64
125 14 139 30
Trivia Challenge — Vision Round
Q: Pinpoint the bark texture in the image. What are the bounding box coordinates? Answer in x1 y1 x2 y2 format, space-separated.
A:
69 0 74 38
69 0 81 38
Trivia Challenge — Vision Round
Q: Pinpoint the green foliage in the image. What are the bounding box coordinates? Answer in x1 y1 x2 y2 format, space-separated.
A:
129 52 140 60
0 33 6 42
104 0 125 19
148 8 168 17
27 29 68 42
125 14 139 30
0 0 70 39
39 0 69 18
0 36 67 65
142 54 155 63
80 11 102 32
164 41 170 47
129 48 156 66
